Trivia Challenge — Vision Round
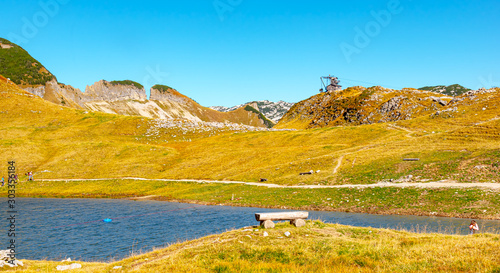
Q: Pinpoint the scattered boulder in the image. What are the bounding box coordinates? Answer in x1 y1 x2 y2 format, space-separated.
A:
284 231 291 237
56 263 82 271
429 96 448 106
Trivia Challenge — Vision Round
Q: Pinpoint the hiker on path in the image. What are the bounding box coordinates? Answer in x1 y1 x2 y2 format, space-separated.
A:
1 177 4 186
469 220 479 235
28 171 34 181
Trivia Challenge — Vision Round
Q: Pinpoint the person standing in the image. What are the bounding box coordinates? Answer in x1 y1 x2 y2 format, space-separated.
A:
1 177 4 187
469 220 479 235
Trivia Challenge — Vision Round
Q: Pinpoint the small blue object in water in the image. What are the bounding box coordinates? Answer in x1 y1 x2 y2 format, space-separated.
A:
103 218 112 223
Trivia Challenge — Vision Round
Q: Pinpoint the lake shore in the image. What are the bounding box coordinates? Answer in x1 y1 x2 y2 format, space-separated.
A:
5 178 500 220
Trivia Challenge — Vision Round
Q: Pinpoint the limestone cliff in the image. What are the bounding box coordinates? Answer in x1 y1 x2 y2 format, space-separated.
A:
150 85 191 104
21 79 84 108
83 80 147 102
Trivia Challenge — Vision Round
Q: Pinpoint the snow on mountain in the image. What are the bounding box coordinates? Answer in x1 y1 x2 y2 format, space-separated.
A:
210 100 294 123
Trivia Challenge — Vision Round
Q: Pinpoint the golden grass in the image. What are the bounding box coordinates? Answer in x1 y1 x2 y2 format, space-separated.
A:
1 81 500 186
10 222 500 272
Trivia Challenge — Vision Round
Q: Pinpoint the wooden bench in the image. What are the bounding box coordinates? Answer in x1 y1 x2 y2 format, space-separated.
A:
255 211 309 229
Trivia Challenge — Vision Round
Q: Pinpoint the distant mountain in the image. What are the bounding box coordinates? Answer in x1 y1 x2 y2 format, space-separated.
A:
211 100 294 123
0 38 56 86
419 84 471 96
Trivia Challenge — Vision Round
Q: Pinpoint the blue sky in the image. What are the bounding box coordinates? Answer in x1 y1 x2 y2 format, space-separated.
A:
1 0 499 106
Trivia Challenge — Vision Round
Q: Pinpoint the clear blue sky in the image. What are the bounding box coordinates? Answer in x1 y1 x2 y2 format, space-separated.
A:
1 0 499 106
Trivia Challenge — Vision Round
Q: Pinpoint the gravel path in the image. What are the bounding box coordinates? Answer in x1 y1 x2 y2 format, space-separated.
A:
38 178 500 190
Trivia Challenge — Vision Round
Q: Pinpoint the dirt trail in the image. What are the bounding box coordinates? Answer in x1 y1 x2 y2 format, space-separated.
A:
38 178 500 190
332 156 344 174
387 124 415 137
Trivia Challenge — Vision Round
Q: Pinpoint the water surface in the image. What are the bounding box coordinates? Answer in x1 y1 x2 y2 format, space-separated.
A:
1 198 498 262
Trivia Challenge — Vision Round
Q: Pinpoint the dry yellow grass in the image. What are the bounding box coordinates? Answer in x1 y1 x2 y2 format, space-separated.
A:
10 222 500 272
1 81 500 185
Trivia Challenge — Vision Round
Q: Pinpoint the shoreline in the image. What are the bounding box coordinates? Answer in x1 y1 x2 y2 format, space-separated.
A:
4 178 500 221
9 191 500 221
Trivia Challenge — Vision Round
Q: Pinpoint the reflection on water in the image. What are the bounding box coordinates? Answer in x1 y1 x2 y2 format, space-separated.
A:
0 198 499 262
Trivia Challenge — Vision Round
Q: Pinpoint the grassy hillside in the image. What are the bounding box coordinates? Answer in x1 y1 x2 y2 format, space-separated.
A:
275 86 456 129
1 79 500 186
15 222 500 272
0 38 55 86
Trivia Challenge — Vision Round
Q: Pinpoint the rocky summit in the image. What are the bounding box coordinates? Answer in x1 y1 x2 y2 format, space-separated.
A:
276 86 500 129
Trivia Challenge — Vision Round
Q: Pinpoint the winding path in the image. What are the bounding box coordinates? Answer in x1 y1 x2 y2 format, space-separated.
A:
38 178 500 190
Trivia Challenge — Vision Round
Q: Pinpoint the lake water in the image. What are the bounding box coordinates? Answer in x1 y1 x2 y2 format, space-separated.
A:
1 198 499 262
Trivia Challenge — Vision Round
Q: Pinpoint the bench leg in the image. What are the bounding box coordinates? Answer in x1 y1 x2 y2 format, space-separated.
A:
290 219 306 227
260 220 275 229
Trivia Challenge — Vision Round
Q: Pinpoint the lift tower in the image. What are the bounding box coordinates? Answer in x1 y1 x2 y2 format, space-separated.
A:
320 76 342 93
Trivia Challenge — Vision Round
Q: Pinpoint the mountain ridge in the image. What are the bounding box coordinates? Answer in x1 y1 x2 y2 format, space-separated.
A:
276 86 500 129
0 37 275 128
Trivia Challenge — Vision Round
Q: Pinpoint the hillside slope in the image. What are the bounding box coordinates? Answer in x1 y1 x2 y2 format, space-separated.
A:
276 86 469 129
1 75 500 187
0 38 55 86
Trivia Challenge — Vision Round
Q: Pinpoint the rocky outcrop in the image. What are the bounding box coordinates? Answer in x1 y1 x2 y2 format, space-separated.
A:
379 96 404 114
83 80 147 103
23 85 46 98
150 85 190 105
428 96 448 106
276 86 456 129
22 79 84 108
22 79 149 108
